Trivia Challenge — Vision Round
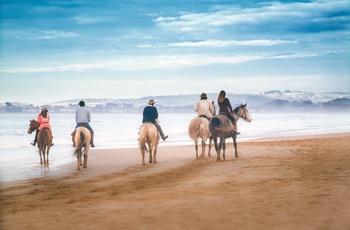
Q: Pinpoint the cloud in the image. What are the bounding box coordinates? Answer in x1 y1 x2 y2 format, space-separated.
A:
32 30 79 40
74 16 114 24
169 39 298 47
154 0 349 34
0 52 325 73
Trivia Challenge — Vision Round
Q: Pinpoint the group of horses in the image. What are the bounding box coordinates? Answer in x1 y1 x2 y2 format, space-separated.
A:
27 121 91 170
139 103 252 165
27 104 252 170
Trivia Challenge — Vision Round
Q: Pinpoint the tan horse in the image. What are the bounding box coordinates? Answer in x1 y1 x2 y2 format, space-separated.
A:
188 117 212 159
73 127 91 170
27 119 52 165
138 123 160 166
209 104 252 161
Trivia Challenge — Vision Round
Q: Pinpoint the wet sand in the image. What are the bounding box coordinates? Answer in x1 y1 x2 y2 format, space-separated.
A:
1 133 350 230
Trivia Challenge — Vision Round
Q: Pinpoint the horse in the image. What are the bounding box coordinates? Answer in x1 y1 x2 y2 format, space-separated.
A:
138 122 160 166
73 127 91 170
27 119 52 165
188 116 212 159
209 104 252 161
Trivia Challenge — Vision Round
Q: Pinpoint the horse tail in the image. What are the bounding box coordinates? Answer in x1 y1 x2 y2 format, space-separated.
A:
139 125 150 153
210 117 221 127
73 130 86 157
38 129 48 149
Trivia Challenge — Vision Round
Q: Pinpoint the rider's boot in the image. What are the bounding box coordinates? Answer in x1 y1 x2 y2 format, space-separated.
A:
159 127 168 141
30 141 36 146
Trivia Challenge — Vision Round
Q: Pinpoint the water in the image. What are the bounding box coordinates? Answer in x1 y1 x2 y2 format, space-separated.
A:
1 112 349 182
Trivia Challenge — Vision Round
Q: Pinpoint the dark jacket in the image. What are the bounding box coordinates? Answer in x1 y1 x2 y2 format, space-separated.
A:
142 105 158 123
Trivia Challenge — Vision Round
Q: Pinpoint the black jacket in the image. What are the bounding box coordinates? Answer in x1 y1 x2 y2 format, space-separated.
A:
142 105 158 123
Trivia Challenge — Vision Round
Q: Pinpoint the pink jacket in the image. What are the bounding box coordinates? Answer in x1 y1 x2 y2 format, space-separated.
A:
37 114 51 130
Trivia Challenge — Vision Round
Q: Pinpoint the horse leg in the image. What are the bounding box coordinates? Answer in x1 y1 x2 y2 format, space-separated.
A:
46 147 50 166
153 145 157 164
194 140 199 159
217 137 224 161
208 137 212 157
141 149 146 166
77 150 82 170
233 135 238 158
222 140 226 160
83 150 88 168
148 143 153 163
39 148 43 164
201 140 206 158
213 136 220 161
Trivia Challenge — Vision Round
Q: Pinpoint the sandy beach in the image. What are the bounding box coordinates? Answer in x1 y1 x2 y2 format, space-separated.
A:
1 133 350 230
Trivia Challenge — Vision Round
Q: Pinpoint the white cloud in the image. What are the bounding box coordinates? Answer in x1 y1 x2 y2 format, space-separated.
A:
154 0 349 33
33 30 78 40
0 52 324 73
169 39 298 47
74 16 113 24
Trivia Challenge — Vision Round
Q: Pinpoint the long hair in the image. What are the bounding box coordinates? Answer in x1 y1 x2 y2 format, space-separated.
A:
41 110 48 118
217 90 226 103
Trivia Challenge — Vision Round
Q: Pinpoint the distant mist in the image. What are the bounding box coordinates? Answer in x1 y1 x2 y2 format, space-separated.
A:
2 91 350 114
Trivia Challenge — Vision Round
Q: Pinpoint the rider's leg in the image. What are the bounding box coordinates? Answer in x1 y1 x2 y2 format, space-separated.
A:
31 130 39 146
154 123 168 141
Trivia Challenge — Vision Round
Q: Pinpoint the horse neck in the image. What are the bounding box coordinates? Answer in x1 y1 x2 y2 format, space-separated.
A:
232 112 239 121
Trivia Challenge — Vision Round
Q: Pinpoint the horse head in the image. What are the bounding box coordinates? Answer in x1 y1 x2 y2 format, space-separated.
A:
235 104 252 123
27 119 39 134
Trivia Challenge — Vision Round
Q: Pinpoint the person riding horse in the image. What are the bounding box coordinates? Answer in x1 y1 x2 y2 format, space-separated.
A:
142 99 168 141
217 90 239 134
194 93 215 120
31 107 54 147
75 101 95 147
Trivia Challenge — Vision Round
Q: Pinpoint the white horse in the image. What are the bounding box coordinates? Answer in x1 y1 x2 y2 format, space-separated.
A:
209 104 252 161
138 123 160 166
188 116 212 159
73 127 91 170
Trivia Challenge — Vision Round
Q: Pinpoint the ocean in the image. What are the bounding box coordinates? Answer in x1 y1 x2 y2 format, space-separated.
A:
1 112 349 182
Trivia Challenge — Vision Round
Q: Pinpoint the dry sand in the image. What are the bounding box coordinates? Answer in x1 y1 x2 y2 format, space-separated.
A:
1 133 350 230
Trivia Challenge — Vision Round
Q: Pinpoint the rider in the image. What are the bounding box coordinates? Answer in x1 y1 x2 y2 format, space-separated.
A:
75 101 95 147
31 107 54 146
142 99 168 141
217 90 238 133
194 93 215 120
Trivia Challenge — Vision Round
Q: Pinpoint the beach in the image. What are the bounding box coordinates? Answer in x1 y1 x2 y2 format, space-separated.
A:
1 133 350 230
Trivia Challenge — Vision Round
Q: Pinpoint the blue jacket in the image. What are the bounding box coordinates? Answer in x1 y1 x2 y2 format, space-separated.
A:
142 105 158 123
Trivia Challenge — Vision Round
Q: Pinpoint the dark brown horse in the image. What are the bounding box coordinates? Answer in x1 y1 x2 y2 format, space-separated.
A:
209 104 252 161
27 119 53 165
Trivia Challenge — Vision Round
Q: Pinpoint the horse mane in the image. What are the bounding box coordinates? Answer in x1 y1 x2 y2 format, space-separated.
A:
233 104 247 113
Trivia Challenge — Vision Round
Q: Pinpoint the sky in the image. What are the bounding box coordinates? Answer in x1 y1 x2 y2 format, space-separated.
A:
0 0 349 104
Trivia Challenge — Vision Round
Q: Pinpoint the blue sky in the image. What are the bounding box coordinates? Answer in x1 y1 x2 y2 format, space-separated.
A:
1 0 349 104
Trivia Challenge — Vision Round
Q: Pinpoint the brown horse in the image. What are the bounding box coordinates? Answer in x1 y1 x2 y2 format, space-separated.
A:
73 127 91 170
209 104 252 161
27 119 52 165
188 117 212 159
138 123 160 166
